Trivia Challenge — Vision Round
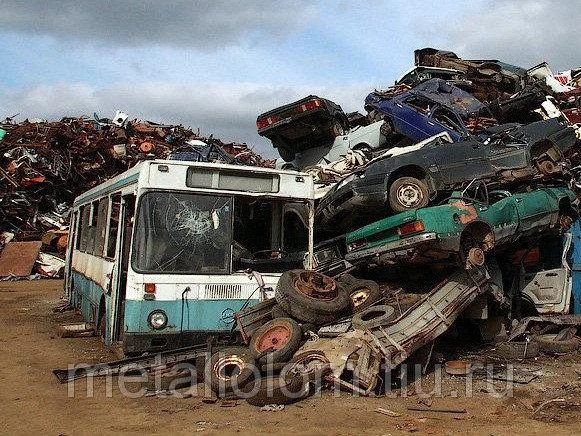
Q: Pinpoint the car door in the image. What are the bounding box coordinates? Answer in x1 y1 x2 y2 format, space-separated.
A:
519 233 572 314
430 138 494 186
486 139 531 175
389 95 435 141
513 190 554 234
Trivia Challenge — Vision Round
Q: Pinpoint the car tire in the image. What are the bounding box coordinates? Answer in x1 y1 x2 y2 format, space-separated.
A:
337 276 383 313
352 304 398 330
388 176 430 212
275 270 353 325
209 346 256 396
535 334 580 354
271 304 290 319
249 317 303 364
495 341 539 359
278 146 296 162
242 374 311 407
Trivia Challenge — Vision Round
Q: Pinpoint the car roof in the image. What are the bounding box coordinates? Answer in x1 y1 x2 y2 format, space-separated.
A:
407 78 487 116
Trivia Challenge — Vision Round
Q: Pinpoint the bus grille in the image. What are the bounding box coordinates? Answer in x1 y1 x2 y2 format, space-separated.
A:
204 284 243 300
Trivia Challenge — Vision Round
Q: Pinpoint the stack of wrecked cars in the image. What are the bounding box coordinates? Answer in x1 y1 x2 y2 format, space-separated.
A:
51 48 581 408
205 48 581 406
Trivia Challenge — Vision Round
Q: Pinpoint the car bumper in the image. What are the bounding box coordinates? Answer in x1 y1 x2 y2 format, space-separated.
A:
345 232 438 263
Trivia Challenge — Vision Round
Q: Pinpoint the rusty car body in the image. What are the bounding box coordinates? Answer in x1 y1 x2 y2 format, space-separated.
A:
344 182 576 267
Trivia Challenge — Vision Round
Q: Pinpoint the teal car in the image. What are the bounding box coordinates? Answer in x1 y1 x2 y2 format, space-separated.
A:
344 181 577 268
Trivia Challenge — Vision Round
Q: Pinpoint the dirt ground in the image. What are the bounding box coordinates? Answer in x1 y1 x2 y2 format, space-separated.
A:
1 280 580 435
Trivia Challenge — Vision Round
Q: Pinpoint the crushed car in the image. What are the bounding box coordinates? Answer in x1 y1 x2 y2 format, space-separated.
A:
257 95 389 171
256 95 350 162
365 78 498 143
315 118 576 232
344 181 577 269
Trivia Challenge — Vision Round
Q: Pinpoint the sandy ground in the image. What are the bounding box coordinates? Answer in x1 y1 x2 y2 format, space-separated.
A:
0 279 580 435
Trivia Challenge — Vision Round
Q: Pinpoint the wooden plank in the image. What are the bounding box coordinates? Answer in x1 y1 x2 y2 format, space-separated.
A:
0 241 42 277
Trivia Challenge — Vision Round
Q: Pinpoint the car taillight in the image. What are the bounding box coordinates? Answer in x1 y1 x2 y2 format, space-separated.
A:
397 220 425 237
296 99 322 113
256 115 279 130
144 283 156 293
347 240 367 252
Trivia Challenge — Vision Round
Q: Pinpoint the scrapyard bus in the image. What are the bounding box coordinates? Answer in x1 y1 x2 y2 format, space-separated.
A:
64 160 315 354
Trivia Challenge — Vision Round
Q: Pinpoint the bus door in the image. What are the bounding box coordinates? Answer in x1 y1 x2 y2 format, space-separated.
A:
110 193 136 342
64 210 79 299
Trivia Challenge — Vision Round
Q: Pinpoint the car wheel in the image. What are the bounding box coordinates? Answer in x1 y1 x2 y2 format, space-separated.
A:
352 304 398 330
337 276 383 313
537 160 556 175
388 176 430 212
249 317 303 364
278 146 296 162
209 346 256 396
270 304 290 319
275 270 353 325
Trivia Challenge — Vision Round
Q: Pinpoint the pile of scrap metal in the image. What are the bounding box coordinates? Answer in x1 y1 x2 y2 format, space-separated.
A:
204 266 492 406
0 111 274 243
258 48 581 198
232 48 581 406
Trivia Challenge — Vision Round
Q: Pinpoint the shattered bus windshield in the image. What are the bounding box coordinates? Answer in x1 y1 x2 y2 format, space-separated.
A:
131 191 310 274
132 192 233 274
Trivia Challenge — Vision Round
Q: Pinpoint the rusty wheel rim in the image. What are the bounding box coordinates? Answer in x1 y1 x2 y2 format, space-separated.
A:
214 356 244 381
256 324 292 352
294 271 337 300
350 288 371 307
286 351 330 377
467 247 485 267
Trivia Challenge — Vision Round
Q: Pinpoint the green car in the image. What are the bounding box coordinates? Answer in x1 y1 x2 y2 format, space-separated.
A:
344 181 577 268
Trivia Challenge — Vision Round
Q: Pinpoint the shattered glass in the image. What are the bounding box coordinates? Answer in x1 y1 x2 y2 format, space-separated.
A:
132 192 232 274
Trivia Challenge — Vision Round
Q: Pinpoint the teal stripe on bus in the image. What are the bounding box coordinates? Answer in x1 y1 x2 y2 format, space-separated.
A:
73 173 139 207
124 298 259 333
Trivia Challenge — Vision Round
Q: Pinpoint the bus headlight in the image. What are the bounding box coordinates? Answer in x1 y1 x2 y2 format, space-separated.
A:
148 310 168 330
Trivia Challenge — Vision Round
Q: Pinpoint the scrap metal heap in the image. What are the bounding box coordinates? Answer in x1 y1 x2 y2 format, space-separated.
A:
0 113 274 244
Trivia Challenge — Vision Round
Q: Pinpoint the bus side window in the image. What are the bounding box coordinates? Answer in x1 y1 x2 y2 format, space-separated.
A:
86 201 99 255
93 198 109 257
106 194 121 258
79 205 90 252
76 206 85 250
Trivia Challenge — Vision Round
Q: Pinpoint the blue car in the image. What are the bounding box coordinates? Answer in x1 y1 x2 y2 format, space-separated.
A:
365 78 498 142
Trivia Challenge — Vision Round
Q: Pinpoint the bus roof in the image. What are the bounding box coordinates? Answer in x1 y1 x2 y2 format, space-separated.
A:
73 160 314 207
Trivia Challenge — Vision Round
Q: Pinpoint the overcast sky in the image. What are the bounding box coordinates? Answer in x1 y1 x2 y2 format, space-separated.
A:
0 0 578 157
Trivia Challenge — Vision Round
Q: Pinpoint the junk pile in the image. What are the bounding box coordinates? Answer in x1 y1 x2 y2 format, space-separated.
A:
201 47 581 406
0 111 273 279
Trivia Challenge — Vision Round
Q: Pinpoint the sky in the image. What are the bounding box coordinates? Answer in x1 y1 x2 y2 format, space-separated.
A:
1 0 579 157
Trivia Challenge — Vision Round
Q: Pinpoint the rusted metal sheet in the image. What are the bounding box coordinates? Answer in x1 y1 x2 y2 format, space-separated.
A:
0 241 42 277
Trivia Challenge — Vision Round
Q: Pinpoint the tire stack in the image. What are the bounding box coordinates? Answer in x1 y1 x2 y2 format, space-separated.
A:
209 269 386 406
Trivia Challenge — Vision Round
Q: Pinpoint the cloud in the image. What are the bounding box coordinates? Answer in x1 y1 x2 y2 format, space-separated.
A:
0 81 373 157
0 0 315 49
431 0 581 71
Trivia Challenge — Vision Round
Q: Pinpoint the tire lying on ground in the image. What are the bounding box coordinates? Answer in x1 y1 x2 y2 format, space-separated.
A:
535 334 580 354
495 341 539 359
337 275 383 313
275 270 353 325
208 346 256 396
352 304 398 330
249 317 303 364
242 375 311 407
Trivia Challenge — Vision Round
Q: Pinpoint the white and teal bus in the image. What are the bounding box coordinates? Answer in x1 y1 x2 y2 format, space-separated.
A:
64 160 314 354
